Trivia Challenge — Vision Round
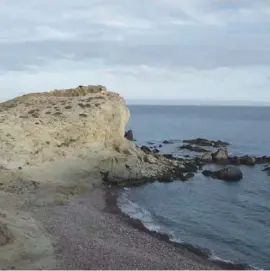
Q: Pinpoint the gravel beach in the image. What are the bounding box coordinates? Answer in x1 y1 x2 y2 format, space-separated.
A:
31 187 219 270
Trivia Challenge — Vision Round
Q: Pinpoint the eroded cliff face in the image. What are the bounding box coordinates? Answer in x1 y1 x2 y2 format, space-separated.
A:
0 85 132 167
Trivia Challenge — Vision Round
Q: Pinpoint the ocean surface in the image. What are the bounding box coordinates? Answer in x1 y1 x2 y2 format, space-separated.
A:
118 105 270 269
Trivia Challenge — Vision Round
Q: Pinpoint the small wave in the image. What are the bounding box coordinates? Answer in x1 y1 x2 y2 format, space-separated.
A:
117 191 161 232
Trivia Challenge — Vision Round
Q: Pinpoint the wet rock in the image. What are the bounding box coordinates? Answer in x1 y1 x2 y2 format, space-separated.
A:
183 162 198 173
183 138 229 147
163 154 175 160
228 156 241 165
201 152 213 163
124 130 134 141
212 148 228 162
182 172 195 181
240 155 256 166
179 144 208 153
159 144 162 148
263 166 270 172
153 148 160 154
162 140 173 144
141 145 151 154
202 170 213 177
213 166 243 181
256 156 270 164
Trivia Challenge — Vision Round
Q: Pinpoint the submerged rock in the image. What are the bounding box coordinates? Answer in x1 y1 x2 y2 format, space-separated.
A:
183 138 229 147
203 166 243 181
162 140 173 144
179 144 208 153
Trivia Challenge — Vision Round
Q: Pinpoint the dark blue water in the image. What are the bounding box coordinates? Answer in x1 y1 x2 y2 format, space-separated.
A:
118 105 270 269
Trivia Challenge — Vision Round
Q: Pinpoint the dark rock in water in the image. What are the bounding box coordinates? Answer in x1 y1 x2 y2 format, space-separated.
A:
162 140 173 144
184 155 190 158
153 148 160 154
202 170 213 177
147 142 154 145
240 155 256 166
163 154 174 160
159 144 162 148
212 148 228 162
214 166 243 181
179 144 208 153
263 166 270 171
183 138 229 147
229 156 241 165
203 166 243 181
182 172 195 181
124 130 134 141
141 145 151 154
263 166 270 176
183 162 198 173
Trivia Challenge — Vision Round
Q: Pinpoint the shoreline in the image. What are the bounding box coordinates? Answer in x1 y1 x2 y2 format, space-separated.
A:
105 186 253 270
31 185 220 270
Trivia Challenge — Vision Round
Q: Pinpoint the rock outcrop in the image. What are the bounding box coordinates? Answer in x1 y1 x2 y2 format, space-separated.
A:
183 138 229 147
0 85 199 187
124 130 134 141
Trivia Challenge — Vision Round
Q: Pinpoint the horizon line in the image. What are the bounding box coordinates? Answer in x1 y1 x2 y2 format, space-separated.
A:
126 99 270 107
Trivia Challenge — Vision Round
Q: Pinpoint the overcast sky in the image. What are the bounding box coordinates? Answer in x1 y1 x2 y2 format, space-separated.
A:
0 0 270 104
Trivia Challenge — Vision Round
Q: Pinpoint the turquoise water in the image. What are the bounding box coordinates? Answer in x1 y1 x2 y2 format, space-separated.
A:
118 105 270 269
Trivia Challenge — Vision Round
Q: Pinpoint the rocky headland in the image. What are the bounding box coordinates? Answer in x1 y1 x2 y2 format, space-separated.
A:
0 85 267 269
0 85 216 269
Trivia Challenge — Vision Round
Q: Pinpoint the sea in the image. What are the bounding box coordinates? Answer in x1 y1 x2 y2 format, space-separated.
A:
117 105 270 269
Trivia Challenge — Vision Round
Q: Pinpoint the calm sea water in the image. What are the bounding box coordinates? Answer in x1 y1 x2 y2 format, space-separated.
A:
118 105 270 269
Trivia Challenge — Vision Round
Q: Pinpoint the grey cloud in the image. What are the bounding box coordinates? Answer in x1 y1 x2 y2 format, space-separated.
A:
0 0 270 73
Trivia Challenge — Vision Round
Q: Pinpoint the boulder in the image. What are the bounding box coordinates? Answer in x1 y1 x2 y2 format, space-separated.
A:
212 148 228 162
240 155 256 166
213 166 243 181
179 144 208 153
153 148 160 154
124 130 134 141
263 166 270 172
201 152 213 163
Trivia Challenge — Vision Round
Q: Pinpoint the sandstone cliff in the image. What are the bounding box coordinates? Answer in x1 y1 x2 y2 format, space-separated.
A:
0 85 133 167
